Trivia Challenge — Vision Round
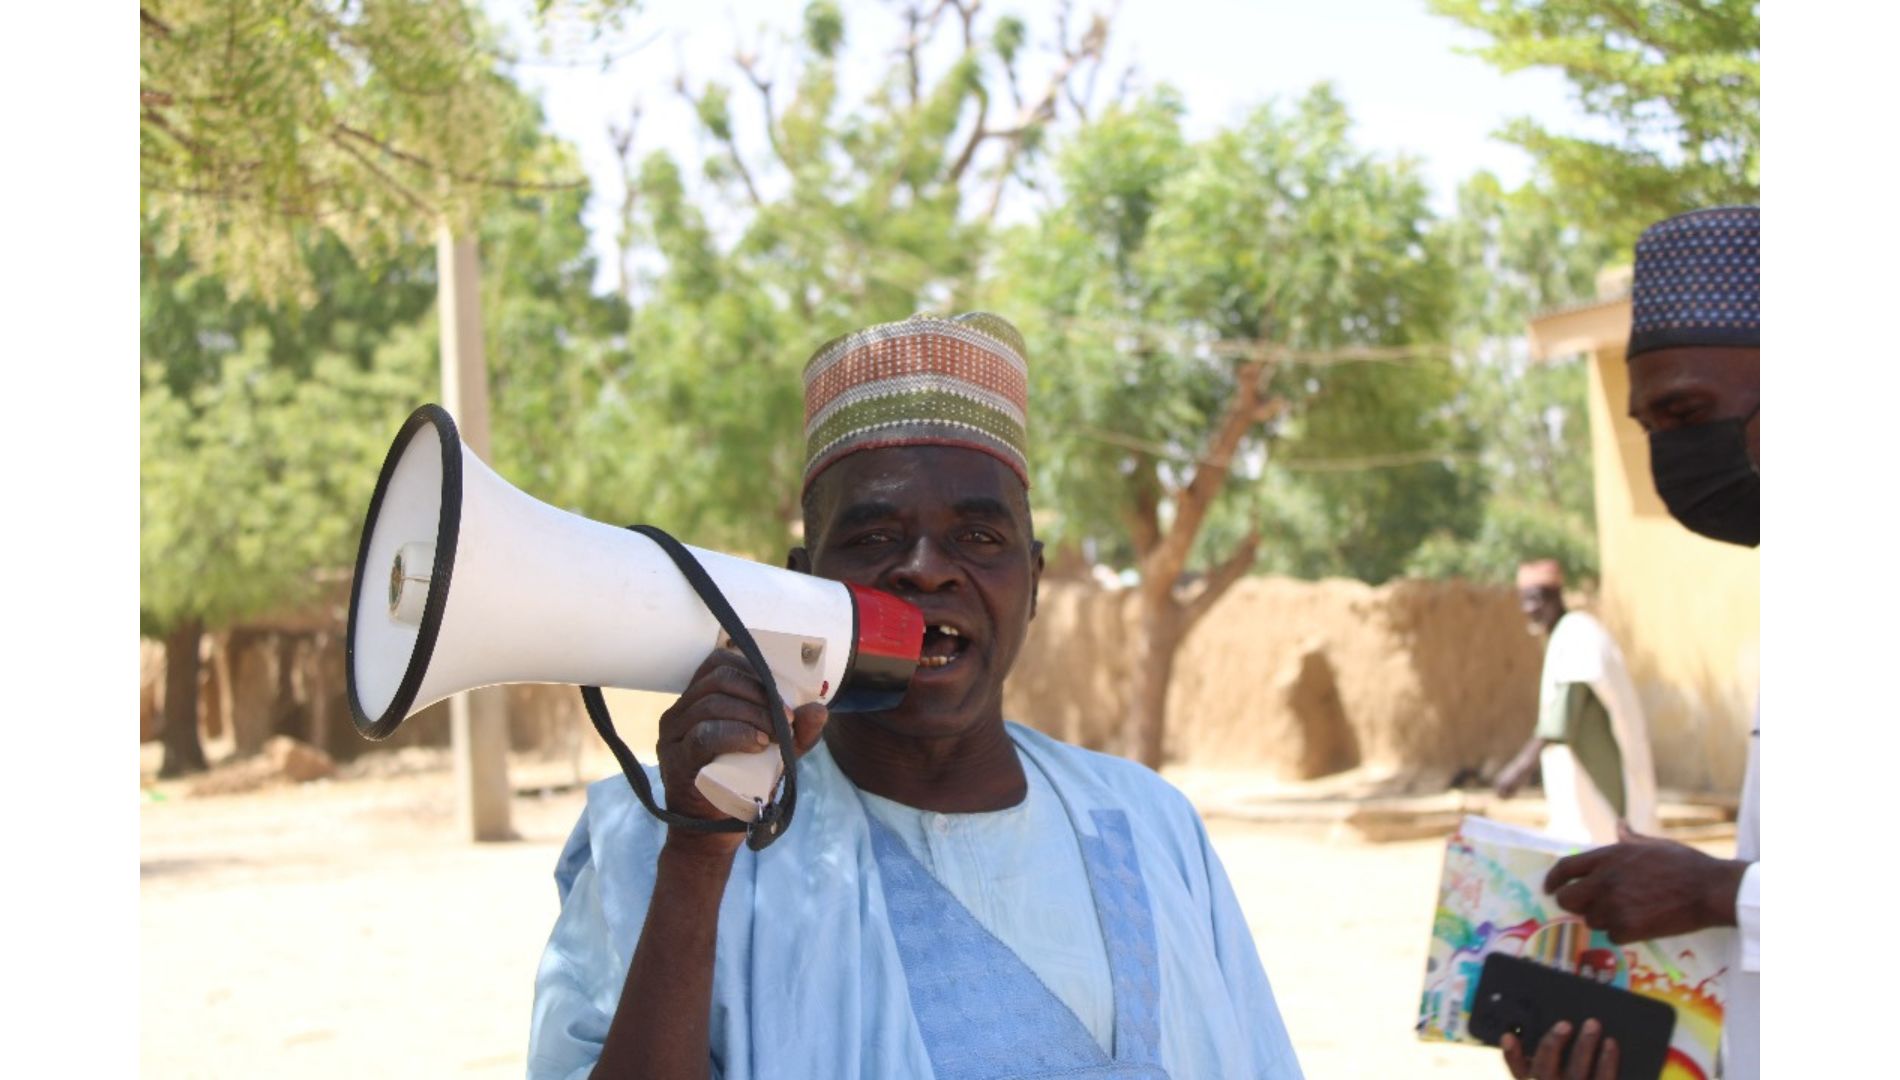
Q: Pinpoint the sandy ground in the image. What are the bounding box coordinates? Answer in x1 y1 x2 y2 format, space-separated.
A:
139 750 1732 1079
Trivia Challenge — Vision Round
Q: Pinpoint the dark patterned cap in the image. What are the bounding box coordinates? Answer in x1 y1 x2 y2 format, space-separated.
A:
1628 206 1759 359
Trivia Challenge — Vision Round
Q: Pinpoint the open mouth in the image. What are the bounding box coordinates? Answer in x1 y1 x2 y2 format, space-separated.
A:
917 623 972 670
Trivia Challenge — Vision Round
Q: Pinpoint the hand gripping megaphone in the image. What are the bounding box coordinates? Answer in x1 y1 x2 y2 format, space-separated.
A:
346 404 924 847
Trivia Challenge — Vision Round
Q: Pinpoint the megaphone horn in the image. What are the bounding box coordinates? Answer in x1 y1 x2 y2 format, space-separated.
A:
345 404 925 844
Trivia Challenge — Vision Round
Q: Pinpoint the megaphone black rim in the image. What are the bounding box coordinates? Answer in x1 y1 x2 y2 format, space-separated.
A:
346 403 463 740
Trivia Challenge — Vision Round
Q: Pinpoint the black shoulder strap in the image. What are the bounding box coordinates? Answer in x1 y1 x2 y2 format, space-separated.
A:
579 524 799 851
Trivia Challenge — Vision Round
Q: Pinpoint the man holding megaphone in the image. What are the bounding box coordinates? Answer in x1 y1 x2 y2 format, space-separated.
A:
514 314 1302 1079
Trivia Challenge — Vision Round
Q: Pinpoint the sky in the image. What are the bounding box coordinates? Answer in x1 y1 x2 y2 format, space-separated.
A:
487 0 1620 290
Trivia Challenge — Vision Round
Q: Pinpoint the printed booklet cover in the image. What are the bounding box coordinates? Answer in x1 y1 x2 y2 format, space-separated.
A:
1416 816 1730 1079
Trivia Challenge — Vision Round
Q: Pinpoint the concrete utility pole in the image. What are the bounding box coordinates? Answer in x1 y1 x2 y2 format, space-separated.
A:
436 223 514 842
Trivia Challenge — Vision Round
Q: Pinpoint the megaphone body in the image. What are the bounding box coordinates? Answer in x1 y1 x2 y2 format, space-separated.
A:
347 404 924 822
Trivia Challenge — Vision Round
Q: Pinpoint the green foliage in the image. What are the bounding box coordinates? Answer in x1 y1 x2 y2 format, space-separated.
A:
804 0 844 59
1406 496 1599 586
998 86 1478 582
608 2 1095 556
1395 171 1608 582
141 0 630 636
1430 0 1759 250
140 147 626 636
139 218 439 397
141 0 565 298
140 327 436 636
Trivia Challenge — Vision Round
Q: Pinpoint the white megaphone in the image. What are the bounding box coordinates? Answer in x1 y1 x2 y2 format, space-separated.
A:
346 404 924 824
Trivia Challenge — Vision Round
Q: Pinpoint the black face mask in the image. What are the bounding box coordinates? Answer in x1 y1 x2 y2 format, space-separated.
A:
1648 415 1759 547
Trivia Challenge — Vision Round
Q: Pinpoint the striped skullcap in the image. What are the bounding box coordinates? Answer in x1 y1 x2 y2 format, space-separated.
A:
802 312 1030 493
1628 206 1760 359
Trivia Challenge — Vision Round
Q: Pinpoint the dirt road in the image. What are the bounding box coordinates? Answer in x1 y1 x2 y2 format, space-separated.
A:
140 753 1701 1078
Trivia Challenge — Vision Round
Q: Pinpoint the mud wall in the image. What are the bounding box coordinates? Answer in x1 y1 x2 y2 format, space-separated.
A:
140 628 596 765
1003 578 1546 785
142 576 1600 789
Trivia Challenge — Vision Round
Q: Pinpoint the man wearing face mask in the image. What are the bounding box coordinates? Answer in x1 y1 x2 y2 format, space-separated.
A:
1501 207 1760 1080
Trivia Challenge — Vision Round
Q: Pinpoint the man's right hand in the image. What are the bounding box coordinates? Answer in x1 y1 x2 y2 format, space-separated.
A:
654 650 830 854
1493 739 1543 800
1501 1020 1619 1080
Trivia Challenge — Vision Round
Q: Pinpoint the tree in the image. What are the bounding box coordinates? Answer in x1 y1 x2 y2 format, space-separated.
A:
1400 171 1617 586
1430 0 1759 251
140 214 442 775
140 320 436 774
140 0 563 297
994 86 1463 766
139 1 611 775
606 0 1114 558
140 165 627 775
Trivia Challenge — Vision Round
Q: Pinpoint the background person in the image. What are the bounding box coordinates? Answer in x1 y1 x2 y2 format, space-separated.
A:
1493 558 1658 843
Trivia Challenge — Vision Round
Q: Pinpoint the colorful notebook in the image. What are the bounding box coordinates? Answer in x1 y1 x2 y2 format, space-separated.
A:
1415 816 1730 1079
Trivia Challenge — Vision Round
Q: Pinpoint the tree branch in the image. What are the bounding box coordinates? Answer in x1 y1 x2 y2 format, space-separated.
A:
333 124 587 193
608 102 642 307
735 49 788 170
900 2 953 107
977 4 1111 223
672 80 763 208
329 131 436 217
1179 529 1260 631
947 82 992 183
1125 456 1162 559
1140 358 1274 589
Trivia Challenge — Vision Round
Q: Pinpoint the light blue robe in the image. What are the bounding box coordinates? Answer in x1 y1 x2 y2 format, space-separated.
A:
527 723 1303 1079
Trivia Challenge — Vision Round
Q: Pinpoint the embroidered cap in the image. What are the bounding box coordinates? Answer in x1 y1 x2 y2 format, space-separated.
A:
1628 206 1760 359
802 312 1030 493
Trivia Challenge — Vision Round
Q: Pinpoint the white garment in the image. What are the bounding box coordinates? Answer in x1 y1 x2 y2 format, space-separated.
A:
1721 710 1761 1079
1538 743 1620 845
1541 611 1659 840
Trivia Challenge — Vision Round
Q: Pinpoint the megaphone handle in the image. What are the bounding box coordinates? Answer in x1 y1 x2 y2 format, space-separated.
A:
694 749 784 823
584 525 799 850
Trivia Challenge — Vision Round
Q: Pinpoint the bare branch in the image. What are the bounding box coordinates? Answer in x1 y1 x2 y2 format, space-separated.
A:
976 5 1111 222
951 0 981 50
1048 314 1456 368
673 78 764 208
900 2 953 107
1125 456 1162 558
608 102 643 307
735 48 788 170
140 106 214 158
1275 447 1482 473
947 82 992 183
1139 358 1274 589
1068 0 1120 122
333 124 587 193
329 131 436 217
1180 530 1260 631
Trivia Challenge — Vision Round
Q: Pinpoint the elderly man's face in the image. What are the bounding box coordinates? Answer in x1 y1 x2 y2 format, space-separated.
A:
1627 345 1761 469
793 446 1043 740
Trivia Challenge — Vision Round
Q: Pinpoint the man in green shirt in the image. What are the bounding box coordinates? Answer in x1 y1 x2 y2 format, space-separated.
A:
1493 558 1658 843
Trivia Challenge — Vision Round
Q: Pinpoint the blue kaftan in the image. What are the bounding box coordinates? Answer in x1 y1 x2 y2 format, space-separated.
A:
527 723 1302 1079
